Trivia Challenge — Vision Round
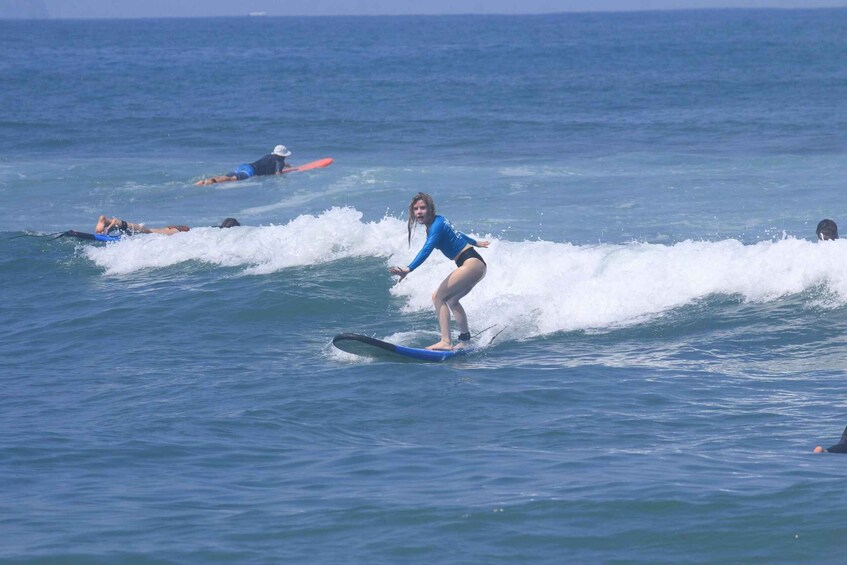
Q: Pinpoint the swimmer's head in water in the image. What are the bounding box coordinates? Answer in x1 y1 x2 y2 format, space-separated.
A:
817 219 838 241
219 218 240 229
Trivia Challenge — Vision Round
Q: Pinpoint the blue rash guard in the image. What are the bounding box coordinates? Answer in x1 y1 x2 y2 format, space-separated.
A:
407 215 478 271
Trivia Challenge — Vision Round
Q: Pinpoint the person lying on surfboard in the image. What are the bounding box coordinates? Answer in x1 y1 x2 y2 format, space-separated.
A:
194 144 292 185
389 192 489 351
95 215 240 235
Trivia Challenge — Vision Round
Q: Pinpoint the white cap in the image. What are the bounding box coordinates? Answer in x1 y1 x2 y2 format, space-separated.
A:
272 144 291 157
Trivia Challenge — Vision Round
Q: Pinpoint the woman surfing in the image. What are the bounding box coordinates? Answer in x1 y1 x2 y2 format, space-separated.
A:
389 193 489 351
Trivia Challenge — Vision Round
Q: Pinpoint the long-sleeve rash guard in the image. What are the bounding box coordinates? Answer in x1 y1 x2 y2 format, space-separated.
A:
407 215 477 271
250 154 288 176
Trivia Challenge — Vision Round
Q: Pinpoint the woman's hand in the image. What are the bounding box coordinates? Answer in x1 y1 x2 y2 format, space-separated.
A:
388 266 410 281
476 240 490 248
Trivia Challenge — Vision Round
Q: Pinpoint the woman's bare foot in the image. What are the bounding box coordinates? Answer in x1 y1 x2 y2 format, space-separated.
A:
426 340 453 351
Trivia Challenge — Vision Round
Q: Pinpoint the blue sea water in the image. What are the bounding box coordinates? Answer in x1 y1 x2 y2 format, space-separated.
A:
3 9 847 563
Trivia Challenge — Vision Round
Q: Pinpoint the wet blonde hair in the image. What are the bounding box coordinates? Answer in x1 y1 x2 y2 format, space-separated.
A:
407 192 436 245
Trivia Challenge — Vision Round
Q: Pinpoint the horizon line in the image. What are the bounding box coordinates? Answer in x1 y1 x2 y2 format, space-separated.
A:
3 5 847 21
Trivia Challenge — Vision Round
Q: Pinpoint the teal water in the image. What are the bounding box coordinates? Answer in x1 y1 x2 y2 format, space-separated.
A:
3 10 847 563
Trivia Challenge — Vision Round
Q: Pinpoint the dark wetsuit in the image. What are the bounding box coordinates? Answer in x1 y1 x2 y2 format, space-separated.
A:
823 426 847 453
228 154 288 180
250 154 288 176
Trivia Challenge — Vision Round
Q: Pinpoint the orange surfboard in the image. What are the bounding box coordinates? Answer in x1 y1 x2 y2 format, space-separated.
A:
282 157 333 174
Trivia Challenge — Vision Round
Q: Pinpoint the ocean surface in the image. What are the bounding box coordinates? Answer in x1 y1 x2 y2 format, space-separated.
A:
3 9 847 563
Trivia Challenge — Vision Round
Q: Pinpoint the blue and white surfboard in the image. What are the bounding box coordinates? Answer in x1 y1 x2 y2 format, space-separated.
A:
332 333 475 362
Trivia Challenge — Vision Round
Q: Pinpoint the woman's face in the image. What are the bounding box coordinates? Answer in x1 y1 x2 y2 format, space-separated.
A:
412 199 429 224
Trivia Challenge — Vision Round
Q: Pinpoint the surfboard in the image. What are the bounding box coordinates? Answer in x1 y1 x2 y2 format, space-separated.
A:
332 333 475 362
282 157 333 174
59 230 121 242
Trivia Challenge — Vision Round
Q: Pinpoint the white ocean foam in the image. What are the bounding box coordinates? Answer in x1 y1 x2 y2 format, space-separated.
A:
387 233 847 339
85 207 847 336
84 207 406 276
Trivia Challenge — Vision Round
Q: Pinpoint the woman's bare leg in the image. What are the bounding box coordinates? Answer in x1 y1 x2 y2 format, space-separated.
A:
448 300 470 335
147 227 179 235
426 259 486 350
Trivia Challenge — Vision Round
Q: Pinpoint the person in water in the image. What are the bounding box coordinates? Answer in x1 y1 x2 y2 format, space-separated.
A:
816 219 838 241
388 192 489 351
95 215 240 235
194 145 292 185
814 426 847 454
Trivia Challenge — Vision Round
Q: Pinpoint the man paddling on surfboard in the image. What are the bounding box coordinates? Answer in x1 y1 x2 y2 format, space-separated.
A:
194 144 293 185
389 192 489 351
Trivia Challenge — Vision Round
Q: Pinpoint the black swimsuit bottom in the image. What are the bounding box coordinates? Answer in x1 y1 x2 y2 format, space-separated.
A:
455 247 485 268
